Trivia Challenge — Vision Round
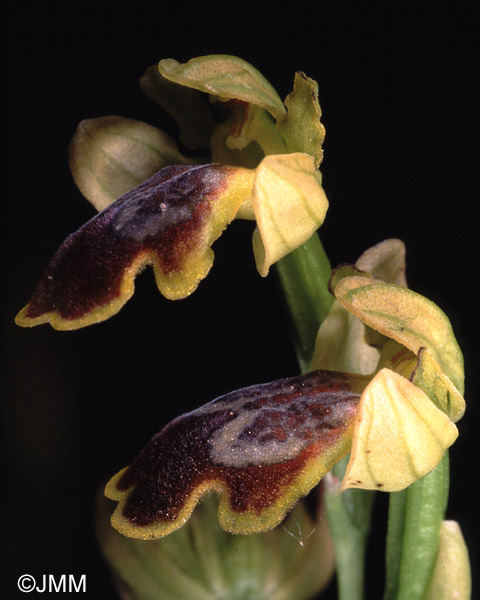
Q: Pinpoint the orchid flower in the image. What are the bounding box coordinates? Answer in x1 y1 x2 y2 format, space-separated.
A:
101 239 464 542
15 55 327 330
15 55 470 600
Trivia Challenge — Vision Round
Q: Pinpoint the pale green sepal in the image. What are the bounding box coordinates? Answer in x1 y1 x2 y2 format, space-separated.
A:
310 300 379 375
140 65 216 150
277 72 325 168
251 153 328 277
311 239 406 375
158 55 286 120
355 238 407 287
424 521 471 600
69 116 191 211
333 276 464 393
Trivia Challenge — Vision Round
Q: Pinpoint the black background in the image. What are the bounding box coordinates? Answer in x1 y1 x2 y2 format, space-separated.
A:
2 3 478 599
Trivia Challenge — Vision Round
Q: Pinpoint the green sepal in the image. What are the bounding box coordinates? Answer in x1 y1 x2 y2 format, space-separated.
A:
332 276 465 393
140 65 217 150
69 116 192 211
158 55 286 120
251 153 328 277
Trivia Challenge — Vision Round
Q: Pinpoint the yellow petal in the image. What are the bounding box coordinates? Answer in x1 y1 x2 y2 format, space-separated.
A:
251 153 328 277
333 276 464 393
341 369 458 492
424 521 471 600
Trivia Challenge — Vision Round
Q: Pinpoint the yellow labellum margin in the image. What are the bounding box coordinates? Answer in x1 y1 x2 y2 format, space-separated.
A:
16 152 327 330
15 164 255 330
105 370 367 539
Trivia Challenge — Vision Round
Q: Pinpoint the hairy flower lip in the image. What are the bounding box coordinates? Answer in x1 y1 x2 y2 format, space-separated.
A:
105 369 369 539
15 163 255 330
16 153 327 330
16 55 329 331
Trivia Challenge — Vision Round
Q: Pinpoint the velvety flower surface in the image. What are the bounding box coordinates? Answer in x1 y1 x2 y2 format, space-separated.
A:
105 370 369 538
16 55 329 330
14 56 467 585
15 163 255 329
104 240 466 536
15 153 326 330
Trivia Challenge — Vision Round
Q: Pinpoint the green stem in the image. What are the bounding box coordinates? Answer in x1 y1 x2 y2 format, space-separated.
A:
275 232 334 372
275 233 374 600
325 458 376 600
384 452 450 600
